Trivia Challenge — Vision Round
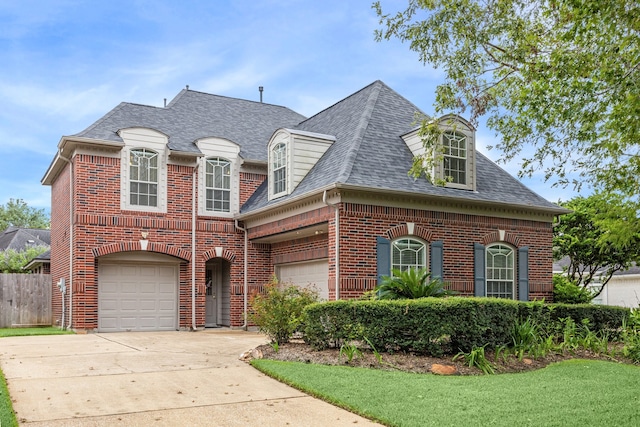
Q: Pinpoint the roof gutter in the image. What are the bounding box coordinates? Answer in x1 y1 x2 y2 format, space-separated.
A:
236 182 569 222
42 136 125 185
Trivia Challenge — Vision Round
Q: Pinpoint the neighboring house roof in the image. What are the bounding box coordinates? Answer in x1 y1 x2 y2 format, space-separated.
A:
553 257 640 277
23 249 51 270
0 227 51 251
242 80 565 214
72 89 307 161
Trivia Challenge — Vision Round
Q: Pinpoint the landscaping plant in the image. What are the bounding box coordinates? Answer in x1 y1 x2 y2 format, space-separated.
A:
622 308 640 363
374 268 455 300
552 274 594 304
454 345 495 375
249 279 318 344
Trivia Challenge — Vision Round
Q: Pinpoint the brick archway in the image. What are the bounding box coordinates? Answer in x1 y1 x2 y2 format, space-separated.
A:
201 248 236 263
92 241 191 261
386 223 433 242
481 231 520 247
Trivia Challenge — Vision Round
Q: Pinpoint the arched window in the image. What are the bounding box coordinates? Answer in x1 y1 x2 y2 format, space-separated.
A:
392 237 427 272
443 131 467 185
205 157 231 212
272 143 287 195
129 148 158 207
486 244 515 299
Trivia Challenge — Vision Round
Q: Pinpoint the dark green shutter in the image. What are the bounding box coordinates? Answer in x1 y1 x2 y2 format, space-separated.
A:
376 237 391 284
474 243 486 297
430 241 444 280
518 246 529 301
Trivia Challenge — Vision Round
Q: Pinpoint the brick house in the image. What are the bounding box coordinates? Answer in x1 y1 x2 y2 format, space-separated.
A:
42 80 567 332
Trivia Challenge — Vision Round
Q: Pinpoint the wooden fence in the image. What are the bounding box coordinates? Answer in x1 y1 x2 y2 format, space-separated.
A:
0 274 51 328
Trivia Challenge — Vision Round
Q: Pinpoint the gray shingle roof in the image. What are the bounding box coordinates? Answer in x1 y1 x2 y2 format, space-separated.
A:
74 89 307 161
0 227 51 251
242 80 563 213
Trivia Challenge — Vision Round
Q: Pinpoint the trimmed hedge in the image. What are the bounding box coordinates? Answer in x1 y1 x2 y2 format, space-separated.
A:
303 297 630 356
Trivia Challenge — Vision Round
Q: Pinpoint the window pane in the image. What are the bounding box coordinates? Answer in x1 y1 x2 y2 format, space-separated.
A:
443 132 467 185
486 244 514 299
391 238 427 272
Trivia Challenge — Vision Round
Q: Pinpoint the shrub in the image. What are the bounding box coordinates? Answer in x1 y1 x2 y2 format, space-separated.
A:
249 281 318 344
553 274 593 304
374 268 455 299
622 308 640 363
303 297 629 356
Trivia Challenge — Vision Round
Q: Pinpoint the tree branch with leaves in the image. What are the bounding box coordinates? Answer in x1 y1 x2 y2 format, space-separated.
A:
374 0 639 197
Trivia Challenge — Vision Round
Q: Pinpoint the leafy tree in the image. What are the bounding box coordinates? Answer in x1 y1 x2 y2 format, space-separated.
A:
374 0 639 196
553 193 640 297
0 246 49 273
0 199 50 231
374 268 454 299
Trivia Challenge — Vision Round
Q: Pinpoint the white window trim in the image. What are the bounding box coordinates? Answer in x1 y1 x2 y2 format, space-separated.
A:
485 243 516 299
196 137 241 218
270 141 288 199
391 237 428 273
201 157 234 217
120 146 168 213
432 116 476 191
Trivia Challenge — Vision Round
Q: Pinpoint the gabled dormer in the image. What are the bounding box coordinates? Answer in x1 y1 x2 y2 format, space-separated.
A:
402 114 476 191
267 129 335 200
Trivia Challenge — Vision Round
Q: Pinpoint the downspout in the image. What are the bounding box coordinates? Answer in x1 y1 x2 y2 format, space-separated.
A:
234 219 248 330
58 151 73 329
192 162 199 330
323 190 340 300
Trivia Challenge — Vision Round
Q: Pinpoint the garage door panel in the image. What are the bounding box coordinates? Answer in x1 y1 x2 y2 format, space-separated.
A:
139 283 157 294
277 260 329 300
99 262 178 332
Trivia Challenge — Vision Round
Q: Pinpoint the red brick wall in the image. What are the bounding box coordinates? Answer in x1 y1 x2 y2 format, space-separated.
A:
336 203 553 300
50 163 71 327
239 172 266 207
249 203 553 301
50 151 554 331
51 154 263 330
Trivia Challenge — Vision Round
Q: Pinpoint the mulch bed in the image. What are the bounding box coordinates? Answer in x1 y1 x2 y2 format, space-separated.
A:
250 340 629 375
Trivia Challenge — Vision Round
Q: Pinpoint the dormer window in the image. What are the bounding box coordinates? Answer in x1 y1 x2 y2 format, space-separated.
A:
266 129 334 201
401 114 476 191
272 143 287 195
129 148 158 207
443 131 467 185
205 157 231 212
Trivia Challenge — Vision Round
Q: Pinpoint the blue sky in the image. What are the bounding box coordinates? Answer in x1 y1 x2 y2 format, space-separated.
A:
0 0 578 213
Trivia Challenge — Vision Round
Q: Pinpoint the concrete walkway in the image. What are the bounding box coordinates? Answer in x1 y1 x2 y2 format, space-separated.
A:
0 330 379 426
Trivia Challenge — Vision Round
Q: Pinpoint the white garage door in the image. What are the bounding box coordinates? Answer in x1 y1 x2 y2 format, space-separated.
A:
99 262 178 332
276 260 329 300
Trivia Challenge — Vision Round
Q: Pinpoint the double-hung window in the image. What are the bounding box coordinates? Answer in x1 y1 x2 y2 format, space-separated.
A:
442 131 467 185
272 143 287 195
129 148 158 207
486 244 515 299
205 157 231 212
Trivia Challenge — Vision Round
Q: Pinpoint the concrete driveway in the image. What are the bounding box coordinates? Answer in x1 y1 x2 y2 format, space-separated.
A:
0 330 379 426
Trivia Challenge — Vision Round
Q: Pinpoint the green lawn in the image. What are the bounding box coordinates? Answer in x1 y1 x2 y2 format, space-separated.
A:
252 359 640 427
0 327 73 338
0 368 17 427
